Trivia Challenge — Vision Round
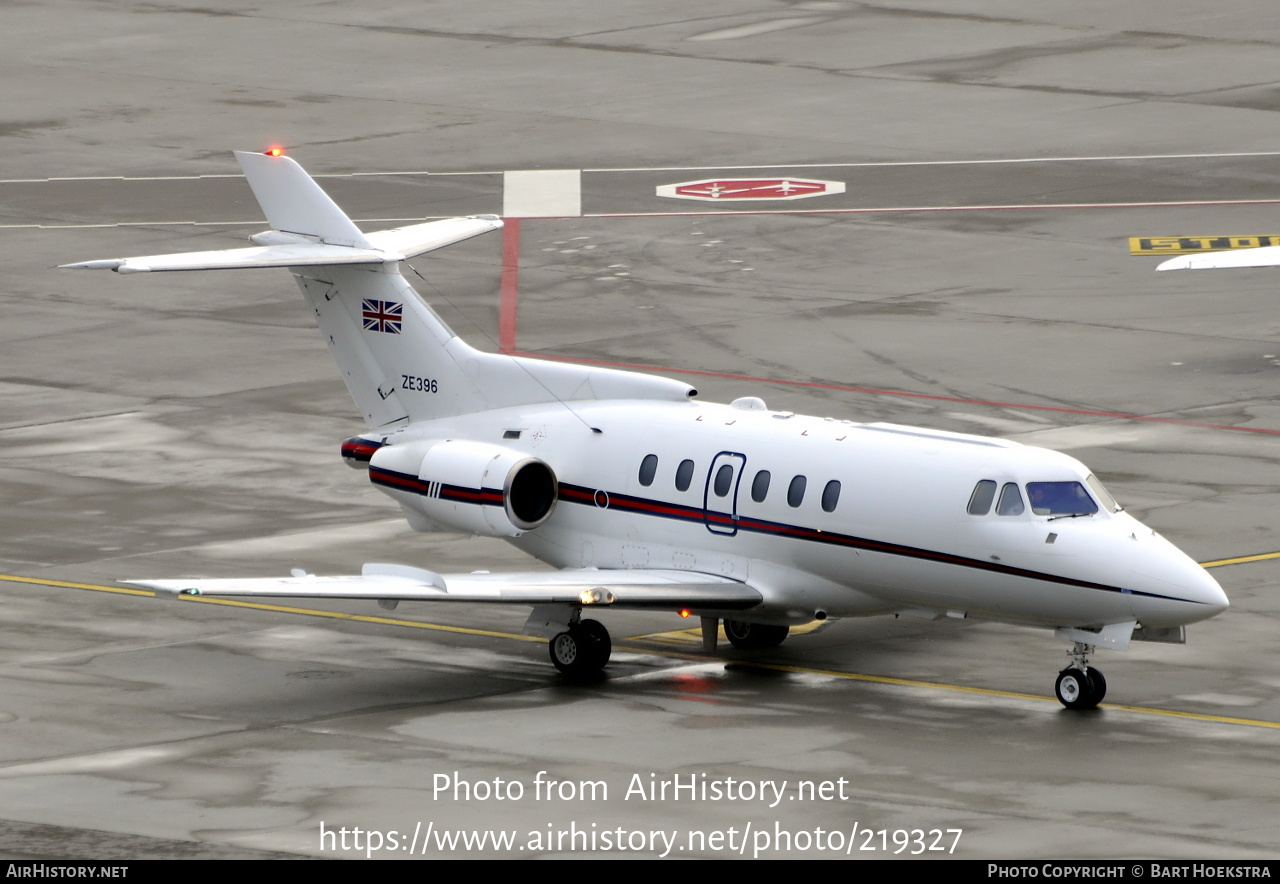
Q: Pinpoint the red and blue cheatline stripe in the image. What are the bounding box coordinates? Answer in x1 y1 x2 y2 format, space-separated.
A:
369 466 503 507
556 484 1196 604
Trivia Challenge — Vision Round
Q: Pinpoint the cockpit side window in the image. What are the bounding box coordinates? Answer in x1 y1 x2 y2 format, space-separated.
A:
967 480 997 515
995 482 1024 516
1026 481 1099 517
1085 474 1120 513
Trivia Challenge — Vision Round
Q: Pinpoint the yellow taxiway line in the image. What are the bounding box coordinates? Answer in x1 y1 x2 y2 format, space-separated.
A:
2 567 1278 730
712 659 1280 730
1200 550 1280 568
0 572 539 642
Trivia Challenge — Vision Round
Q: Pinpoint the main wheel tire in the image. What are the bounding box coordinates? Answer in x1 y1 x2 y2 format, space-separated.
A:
548 622 610 676
1055 666 1100 710
578 618 612 667
1085 667 1106 704
549 630 584 674
723 620 790 650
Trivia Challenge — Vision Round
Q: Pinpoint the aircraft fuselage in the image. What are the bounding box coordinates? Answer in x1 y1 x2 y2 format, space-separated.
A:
368 395 1227 634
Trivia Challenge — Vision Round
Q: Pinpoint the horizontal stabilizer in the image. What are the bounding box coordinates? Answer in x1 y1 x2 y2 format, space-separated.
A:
1157 246 1280 271
365 216 503 259
61 216 502 273
127 565 763 610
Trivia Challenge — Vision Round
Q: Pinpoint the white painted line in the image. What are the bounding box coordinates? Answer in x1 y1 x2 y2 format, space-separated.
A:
9 149 1280 185
348 170 503 177
584 150 1280 173
581 197 1280 219
17 197 1280 230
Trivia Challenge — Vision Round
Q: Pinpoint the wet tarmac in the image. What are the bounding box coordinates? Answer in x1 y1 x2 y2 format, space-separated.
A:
3 0 1279 860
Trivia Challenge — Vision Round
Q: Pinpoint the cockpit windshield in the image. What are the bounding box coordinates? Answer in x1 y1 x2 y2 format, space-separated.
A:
1026 481 1099 518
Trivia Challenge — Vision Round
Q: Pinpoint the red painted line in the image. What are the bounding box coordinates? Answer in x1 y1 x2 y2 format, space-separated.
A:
509 351 1280 436
499 217 520 353
563 198 1280 220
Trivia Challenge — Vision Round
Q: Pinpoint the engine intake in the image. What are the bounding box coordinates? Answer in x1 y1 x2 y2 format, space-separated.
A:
368 439 557 536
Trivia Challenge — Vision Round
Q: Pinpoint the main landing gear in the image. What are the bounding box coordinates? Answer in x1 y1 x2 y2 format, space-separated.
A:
723 619 790 651
1054 641 1106 710
545 615 793 677
548 618 611 677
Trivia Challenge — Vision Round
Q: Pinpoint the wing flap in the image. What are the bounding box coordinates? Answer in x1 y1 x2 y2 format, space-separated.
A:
127 564 762 610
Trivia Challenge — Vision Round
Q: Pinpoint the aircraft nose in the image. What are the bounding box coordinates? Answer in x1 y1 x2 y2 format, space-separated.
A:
1153 558 1228 624
1192 566 1229 617
1126 537 1229 626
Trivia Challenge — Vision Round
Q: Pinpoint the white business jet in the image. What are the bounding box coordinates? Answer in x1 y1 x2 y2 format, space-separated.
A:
63 151 1228 710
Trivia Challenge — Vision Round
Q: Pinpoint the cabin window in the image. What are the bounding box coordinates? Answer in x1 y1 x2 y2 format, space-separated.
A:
1027 481 1099 517
787 475 807 508
967 480 997 515
675 459 695 492
821 480 841 513
713 463 734 497
996 482 1024 516
638 454 658 487
751 470 771 503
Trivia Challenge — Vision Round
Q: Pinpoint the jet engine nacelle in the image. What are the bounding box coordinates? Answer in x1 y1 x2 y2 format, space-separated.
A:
369 439 557 537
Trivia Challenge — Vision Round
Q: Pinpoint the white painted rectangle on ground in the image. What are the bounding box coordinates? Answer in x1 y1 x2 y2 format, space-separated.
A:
503 170 582 218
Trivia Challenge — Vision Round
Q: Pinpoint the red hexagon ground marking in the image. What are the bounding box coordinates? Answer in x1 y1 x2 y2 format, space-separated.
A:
656 177 845 201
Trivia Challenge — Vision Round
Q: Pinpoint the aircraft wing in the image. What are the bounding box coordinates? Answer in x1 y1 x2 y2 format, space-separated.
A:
126 563 763 611
1156 245 1280 271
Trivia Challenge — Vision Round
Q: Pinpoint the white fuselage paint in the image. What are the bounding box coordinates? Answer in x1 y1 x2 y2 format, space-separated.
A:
375 395 1227 633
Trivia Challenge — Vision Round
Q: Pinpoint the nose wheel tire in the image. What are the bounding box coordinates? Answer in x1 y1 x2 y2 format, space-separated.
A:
549 619 611 676
1055 666 1105 710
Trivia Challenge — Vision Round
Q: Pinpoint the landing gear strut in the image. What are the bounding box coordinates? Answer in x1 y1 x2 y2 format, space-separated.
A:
1054 642 1106 710
549 617 611 677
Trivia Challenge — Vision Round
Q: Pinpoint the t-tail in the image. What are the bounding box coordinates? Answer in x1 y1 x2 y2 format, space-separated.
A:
63 150 695 431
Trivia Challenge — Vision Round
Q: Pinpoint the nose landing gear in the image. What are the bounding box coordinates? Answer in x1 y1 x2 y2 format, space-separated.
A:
1055 642 1106 710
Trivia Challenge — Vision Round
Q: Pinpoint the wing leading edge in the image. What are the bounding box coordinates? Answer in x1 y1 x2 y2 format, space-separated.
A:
127 564 763 611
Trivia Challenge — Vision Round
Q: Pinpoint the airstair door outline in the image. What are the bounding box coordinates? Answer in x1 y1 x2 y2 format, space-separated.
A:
703 452 746 536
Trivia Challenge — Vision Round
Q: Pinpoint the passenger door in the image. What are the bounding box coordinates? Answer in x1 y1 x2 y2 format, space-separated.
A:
703 452 746 536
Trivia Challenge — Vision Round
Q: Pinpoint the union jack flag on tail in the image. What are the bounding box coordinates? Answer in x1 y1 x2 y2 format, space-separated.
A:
362 299 403 334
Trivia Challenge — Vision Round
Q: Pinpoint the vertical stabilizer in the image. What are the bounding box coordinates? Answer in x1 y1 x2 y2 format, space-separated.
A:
63 151 697 433
291 262 482 429
234 151 373 249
